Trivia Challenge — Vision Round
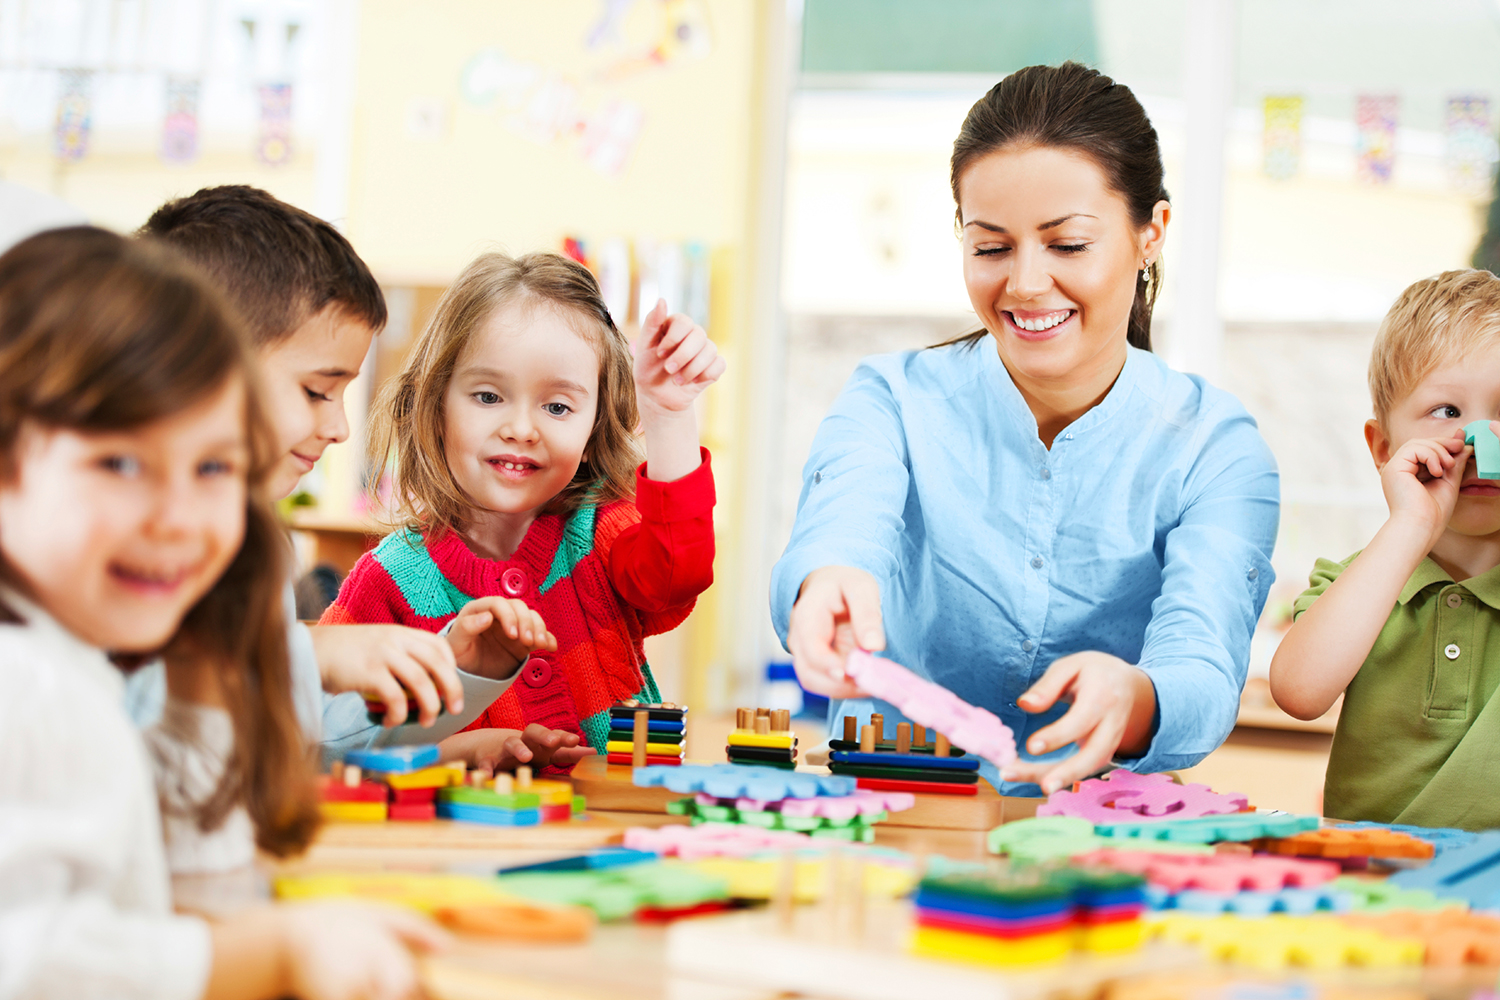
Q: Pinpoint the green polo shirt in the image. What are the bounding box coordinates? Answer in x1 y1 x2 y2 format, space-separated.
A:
1293 554 1500 831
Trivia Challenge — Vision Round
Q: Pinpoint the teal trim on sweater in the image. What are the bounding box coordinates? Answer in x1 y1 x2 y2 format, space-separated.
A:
372 529 472 619
578 662 665 754
540 505 596 596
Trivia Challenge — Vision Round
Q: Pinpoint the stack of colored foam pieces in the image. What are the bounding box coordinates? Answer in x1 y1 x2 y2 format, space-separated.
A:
911 868 1148 966
665 787 914 843
320 745 452 822
726 707 797 769
605 700 686 766
826 714 979 795
437 768 583 826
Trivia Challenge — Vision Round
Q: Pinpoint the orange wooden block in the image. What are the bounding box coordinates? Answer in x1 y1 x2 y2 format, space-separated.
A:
1255 827 1434 860
1341 910 1500 966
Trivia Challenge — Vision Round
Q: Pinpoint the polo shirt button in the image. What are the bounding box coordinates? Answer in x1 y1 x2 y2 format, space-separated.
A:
1445 643 1461 660
1447 594 1463 608
501 567 528 597
521 657 552 687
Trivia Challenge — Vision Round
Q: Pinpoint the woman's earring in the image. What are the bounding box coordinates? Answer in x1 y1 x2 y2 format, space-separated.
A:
1140 261 1151 282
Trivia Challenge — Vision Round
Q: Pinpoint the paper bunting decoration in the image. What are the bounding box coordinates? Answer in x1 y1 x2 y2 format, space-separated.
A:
53 69 93 163
578 99 645 177
161 78 201 165
1445 95 1496 197
1262 95 1303 181
256 82 294 166
1355 94 1398 185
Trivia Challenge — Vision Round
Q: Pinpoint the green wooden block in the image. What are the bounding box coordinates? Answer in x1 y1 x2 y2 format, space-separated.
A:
571 795 586 815
438 786 541 810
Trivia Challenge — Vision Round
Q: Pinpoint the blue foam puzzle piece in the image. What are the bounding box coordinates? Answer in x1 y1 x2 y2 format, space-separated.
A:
497 847 658 874
344 744 440 774
1149 884 1352 917
1465 419 1500 480
632 763 855 799
1093 813 1319 843
828 750 979 771
1340 821 1475 856
436 801 541 826
1390 830 1500 909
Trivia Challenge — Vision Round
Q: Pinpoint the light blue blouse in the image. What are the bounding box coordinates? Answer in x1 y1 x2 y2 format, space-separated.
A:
771 337 1280 794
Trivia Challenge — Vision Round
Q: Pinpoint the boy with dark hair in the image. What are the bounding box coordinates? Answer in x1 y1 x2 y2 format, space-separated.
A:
130 186 585 781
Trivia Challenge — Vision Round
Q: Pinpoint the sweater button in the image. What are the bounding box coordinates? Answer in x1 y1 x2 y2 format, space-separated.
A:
521 657 552 687
501 567 528 597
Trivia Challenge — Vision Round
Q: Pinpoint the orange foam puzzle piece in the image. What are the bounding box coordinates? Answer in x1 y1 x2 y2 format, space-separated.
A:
1341 910 1500 966
1255 827 1434 860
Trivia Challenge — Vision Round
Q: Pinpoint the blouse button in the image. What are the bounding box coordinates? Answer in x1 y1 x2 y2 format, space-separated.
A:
1445 643 1461 660
1040 467 1051 480
1247 567 1259 581
521 657 552 687
813 470 823 484
1031 555 1044 569
501 567 528 597
1447 594 1463 609
1022 639 1034 652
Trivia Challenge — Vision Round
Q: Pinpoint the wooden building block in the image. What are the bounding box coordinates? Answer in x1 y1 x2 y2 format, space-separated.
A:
895 723 911 753
633 709 649 768
860 724 876 753
843 716 858 742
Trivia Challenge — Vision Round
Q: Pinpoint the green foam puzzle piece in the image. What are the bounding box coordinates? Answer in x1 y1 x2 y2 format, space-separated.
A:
1330 875 1467 913
1465 420 1500 479
1094 812 1318 843
496 862 727 920
988 816 1214 862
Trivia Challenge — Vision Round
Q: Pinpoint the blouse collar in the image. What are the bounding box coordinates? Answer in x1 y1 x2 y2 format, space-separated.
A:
981 334 1145 447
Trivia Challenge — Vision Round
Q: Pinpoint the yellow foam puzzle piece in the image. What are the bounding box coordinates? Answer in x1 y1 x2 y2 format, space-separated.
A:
1145 913 1424 971
685 856 916 902
910 926 1075 966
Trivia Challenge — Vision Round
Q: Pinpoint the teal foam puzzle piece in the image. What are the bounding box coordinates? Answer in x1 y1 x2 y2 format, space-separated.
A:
1389 830 1500 909
1094 813 1318 844
1465 420 1500 479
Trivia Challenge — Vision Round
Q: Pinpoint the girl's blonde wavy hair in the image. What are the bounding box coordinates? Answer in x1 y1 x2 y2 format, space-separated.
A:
371 251 641 537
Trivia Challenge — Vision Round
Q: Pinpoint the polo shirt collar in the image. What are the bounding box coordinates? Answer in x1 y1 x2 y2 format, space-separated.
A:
1398 557 1500 609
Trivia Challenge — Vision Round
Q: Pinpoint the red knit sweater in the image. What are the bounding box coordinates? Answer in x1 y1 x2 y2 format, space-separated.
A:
320 452 715 752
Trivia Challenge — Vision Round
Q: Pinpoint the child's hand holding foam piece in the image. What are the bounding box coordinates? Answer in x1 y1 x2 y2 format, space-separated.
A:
310 624 466 727
1464 419 1500 480
843 649 1017 769
445 596 556 680
1380 427 1469 547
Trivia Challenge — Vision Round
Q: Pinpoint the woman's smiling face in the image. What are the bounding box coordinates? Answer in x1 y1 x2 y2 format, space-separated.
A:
959 144 1167 385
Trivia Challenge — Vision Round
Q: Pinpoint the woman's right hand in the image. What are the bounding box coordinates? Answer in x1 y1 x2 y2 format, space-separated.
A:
786 566 884 698
280 901 448 1000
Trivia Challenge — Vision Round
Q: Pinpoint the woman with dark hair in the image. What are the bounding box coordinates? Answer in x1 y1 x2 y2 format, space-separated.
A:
772 63 1280 796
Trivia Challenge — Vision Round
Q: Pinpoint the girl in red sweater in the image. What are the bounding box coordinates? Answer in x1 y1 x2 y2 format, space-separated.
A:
321 252 722 765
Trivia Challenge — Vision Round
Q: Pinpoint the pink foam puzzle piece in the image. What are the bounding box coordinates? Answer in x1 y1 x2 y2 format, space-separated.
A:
1073 848 1341 893
1036 769 1248 824
843 650 1017 768
778 790 916 819
623 822 810 860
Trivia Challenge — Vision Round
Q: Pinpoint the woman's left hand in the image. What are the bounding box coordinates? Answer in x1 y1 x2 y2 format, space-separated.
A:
999 651 1157 795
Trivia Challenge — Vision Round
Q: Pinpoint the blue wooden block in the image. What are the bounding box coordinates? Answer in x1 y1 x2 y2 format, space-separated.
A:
436 801 541 826
497 847 658 874
344 744 440 774
1465 419 1500 480
633 763 855 799
829 750 979 771
1390 830 1500 908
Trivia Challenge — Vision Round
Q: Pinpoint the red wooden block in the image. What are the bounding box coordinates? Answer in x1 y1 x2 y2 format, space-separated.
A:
856 776 978 796
388 802 436 821
319 776 389 803
538 803 573 823
390 786 438 805
636 900 731 922
605 753 684 767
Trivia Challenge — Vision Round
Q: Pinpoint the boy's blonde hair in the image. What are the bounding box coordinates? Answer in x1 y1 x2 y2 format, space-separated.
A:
1370 268 1500 424
371 251 641 536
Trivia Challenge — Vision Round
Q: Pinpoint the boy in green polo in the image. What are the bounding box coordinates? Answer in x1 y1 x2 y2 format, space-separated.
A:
1270 269 1500 831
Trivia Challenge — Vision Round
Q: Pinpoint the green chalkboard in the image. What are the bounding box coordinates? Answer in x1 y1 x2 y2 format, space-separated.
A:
801 0 1098 76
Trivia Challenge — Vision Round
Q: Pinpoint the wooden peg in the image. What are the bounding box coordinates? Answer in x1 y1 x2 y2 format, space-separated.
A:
935 732 951 758
755 707 771 718
870 713 884 739
516 765 532 790
843 716 858 742
847 856 867 943
859 724 876 753
342 764 361 787
469 767 492 788
736 707 750 730
773 850 797 933
895 722 912 754
493 773 514 795
661 702 677 709
913 724 926 747
754 715 771 735
622 698 639 708
632 709 649 767
770 709 791 733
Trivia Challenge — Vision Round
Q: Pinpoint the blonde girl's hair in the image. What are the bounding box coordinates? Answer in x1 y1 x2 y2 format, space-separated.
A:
371 251 641 537
0 226 320 857
1370 268 1500 425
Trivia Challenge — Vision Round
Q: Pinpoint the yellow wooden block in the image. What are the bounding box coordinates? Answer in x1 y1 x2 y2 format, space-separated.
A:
727 731 796 749
528 779 574 806
605 740 685 756
277 872 515 910
1145 914 1423 972
320 801 387 822
382 763 466 790
911 926 1073 966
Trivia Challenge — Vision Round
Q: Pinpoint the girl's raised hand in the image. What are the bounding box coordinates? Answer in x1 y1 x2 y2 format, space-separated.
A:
1381 428 1469 548
633 299 725 415
445 597 556 680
